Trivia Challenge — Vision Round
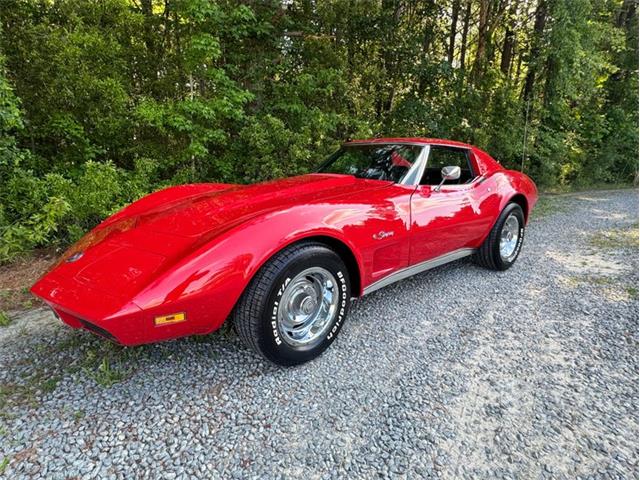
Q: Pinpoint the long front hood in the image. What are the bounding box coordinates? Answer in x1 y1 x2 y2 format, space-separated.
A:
103 173 387 240
33 174 389 303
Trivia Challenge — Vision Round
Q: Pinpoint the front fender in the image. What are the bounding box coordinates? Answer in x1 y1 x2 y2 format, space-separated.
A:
131 205 366 335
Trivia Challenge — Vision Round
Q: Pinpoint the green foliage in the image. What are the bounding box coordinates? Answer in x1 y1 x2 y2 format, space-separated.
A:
0 195 71 261
589 224 639 250
81 342 138 387
0 0 637 262
530 195 568 221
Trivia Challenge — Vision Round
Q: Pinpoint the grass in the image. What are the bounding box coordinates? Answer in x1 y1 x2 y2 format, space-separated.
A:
0 346 136 416
0 311 10 327
0 457 9 474
565 274 616 288
541 182 636 195
78 341 144 387
84 357 131 387
0 370 65 412
39 376 61 393
532 183 638 221
0 333 143 416
583 276 616 285
0 383 36 411
589 224 639 250
189 320 234 344
566 274 639 301
531 195 567 221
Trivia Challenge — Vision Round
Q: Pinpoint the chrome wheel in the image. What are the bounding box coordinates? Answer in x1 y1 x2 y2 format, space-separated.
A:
499 213 520 261
277 267 339 347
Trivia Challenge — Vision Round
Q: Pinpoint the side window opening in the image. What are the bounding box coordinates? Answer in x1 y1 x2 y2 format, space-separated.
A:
421 146 476 186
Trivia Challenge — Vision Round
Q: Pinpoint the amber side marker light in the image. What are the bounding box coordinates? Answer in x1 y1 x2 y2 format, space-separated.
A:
154 312 186 326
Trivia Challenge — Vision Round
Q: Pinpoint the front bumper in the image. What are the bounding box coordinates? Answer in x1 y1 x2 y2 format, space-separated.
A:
32 273 148 345
32 272 221 346
51 308 118 342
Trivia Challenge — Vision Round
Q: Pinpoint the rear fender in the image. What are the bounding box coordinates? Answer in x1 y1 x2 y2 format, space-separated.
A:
497 171 538 223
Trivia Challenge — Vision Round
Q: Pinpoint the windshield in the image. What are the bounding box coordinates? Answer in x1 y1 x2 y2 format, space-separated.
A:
318 144 422 183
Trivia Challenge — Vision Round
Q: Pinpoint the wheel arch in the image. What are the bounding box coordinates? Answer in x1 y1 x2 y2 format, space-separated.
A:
270 234 362 298
508 193 529 222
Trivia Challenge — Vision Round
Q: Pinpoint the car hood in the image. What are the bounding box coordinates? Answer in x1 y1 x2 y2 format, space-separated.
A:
36 174 389 301
103 173 389 239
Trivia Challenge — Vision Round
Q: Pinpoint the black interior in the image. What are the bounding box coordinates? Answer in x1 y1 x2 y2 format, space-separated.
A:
420 146 475 185
421 167 475 185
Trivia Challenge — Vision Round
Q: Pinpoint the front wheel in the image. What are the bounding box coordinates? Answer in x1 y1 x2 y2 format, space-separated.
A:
474 202 525 270
231 242 351 366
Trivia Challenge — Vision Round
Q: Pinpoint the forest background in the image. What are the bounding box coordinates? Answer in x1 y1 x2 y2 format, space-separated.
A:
0 0 637 261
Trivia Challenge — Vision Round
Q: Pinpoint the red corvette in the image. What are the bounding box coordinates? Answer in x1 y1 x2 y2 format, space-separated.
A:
32 138 537 365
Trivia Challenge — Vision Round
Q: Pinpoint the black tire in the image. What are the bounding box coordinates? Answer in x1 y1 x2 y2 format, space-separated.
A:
231 242 351 366
474 203 525 271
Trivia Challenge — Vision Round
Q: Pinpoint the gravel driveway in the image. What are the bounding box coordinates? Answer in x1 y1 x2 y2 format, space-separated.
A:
0 189 638 480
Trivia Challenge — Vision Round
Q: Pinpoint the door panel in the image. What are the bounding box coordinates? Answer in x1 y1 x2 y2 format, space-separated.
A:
409 185 477 264
408 144 498 265
347 184 414 286
409 178 503 265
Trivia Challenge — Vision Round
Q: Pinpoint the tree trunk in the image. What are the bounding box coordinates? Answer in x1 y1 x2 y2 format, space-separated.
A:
377 0 402 117
542 54 558 110
472 0 490 79
140 0 154 51
522 0 548 102
420 0 437 56
448 0 460 65
616 0 635 28
418 0 437 94
500 1 517 76
459 0 471 71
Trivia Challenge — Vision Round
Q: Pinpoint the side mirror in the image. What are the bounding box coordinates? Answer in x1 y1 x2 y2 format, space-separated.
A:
434 165 461 191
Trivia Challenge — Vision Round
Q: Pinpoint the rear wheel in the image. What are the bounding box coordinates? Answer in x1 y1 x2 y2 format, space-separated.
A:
231 242 350 366
475 203 525 270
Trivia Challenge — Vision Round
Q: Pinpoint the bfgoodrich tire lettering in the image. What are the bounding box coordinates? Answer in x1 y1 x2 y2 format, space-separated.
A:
475 202 525 271
231 242 351 366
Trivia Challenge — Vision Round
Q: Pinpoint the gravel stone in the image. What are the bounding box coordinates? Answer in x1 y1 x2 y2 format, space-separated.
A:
0 189 638 479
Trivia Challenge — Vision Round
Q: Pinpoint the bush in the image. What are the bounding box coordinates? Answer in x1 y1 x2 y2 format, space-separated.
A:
0 161 158 261
0 0 637 263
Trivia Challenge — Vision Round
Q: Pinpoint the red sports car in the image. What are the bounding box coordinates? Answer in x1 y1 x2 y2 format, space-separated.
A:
32 138 538 365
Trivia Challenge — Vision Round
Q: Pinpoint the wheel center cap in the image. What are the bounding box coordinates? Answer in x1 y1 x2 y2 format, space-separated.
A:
300 296 317 315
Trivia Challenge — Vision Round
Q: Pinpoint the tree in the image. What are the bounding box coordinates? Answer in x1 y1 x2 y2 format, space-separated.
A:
0 0 637 260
